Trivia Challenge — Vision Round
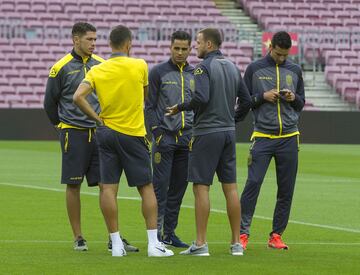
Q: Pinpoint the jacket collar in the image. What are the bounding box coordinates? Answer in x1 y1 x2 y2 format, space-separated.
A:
265 53 287 66
167 58 190 71
204 49 222 60
71 48 91 63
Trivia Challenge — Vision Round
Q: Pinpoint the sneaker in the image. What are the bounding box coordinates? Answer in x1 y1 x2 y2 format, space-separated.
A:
240 234 249 250
112 244 126 257
148 242 174 257
108 237 140 252
163 234 189 248
74 237 88 251
122 238 140 252
230 243 244 256
108 238 111 252
268 233 289 250
179 241 210 256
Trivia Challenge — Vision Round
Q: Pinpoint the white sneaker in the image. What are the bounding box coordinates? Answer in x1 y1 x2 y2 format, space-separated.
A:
148 242 174 257
112 245 126 257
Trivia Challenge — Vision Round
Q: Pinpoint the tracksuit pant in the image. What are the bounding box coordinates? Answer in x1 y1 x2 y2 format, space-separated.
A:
240 135 299 236
152 133 190 239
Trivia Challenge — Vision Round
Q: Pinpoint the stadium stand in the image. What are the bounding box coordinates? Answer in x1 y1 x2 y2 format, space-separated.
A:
2 0 359 109
0 0 254 108
238 0 360 108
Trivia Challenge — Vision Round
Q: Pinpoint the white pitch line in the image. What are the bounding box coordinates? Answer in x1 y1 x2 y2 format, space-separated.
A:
0 182 139 201
180 206 360 234
255 215 360 234
1 182 360 234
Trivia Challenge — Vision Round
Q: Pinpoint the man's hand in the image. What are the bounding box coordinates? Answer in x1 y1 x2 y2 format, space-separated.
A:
54 125 61 134
263 89 279 103
280 89 295 102
165 104 179 116
73 82 102 124
96 118 104 127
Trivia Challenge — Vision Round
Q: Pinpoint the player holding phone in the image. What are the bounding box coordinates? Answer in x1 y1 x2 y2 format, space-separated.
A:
238 31 305 250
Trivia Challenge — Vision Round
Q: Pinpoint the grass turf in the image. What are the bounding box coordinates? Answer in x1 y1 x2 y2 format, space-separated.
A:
0 141 359 274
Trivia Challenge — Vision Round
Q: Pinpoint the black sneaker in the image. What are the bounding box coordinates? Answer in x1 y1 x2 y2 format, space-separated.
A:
163 234 189 248
107 238 112 252
122 237 140 252
74 237 88 251
108 236 139 252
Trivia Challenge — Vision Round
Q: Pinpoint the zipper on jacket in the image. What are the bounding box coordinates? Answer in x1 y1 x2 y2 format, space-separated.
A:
83 64 87 75
276 64 283 135
83 57 88 75
178 64 185 129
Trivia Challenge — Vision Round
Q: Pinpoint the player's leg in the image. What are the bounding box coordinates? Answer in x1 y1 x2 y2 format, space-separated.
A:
122 135 156 230
122 135 173 257
193 183 210 246
65 185 82 238
272 136 299 235
240 138 272 237
163 142 189 247
222 183 242 255
222 183 240 244
65 179 84 249
137 183 158 229
99 184 119 233
217 131 241 248
87 135 139 253
60 129 90 250
96 126 125 256
180 133 221 256
267 136 298 250
188 134 220 247
151 140 174 240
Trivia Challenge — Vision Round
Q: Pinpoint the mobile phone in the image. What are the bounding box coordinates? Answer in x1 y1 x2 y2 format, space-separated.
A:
279 90 288 95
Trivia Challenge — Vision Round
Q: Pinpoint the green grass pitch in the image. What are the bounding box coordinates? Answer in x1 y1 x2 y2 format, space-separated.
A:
0 141 359 274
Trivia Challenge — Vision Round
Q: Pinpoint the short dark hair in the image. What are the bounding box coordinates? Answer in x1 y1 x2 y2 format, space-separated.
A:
271 31 292 49
198 28 222 47
171 31 192 46
72 22 96 37
110 25 132 49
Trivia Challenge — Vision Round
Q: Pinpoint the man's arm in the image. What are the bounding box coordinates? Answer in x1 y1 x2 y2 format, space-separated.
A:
243 65 275 108
144 68 162 136
73 82 103 126
43 71 62 125
290 70 305 112
180 65 210 111
167 65 210 115
235 73 252 122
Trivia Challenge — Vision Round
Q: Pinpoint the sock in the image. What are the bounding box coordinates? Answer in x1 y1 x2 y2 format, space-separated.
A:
147 229 158 246
110 231 124 256
110 231 122 245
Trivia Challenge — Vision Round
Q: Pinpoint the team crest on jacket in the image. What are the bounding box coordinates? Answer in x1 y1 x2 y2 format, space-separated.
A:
194 67 203 75
286 75 293 86
49 68 57 78
154 152 161 164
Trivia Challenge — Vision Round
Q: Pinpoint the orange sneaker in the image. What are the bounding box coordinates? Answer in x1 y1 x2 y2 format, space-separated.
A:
268 233 288 250
239 234 249 250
